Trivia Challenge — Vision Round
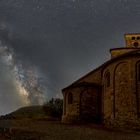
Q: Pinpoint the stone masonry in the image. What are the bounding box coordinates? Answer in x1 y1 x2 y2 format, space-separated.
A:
62 33 140 129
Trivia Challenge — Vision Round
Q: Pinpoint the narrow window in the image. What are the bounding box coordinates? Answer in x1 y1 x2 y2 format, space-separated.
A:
132 37 135 40
105 72 110 87
138 63 140 81
136 62 140 117
68 92 73 104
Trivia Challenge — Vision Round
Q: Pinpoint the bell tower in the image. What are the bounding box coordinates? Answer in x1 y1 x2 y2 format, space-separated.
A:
110 33 140 58
125 33 140 48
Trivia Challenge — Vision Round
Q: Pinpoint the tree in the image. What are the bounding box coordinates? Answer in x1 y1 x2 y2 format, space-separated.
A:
43 98 63 118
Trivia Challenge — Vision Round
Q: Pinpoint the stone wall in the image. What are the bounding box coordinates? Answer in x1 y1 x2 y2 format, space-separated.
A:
62 87 81 123
79 87 101 123
62 66 102 123
62 85 102 123
103 56 140 128
75 67 102 85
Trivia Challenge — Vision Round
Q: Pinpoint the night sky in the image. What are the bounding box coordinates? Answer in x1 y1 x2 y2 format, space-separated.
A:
0 0 140 114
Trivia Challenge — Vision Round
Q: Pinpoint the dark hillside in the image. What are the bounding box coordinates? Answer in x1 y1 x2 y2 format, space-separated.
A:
0 106 48 119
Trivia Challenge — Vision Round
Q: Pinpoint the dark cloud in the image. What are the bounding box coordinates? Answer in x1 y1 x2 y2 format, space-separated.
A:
0 0 140 112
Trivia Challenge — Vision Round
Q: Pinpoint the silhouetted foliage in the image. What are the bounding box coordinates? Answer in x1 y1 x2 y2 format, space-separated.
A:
43 98 63 118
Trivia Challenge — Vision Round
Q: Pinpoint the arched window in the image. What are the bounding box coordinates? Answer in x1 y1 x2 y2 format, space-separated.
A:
105 72 110 87
136 61 140 117
137 36 140 40
138 63 140 81
68 92 73 104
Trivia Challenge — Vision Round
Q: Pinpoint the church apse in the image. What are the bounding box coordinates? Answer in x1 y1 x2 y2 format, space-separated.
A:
62 33 140 129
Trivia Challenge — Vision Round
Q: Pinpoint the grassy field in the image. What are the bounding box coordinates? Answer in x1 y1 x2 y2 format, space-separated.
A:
0 106 140 140
0 119 140 140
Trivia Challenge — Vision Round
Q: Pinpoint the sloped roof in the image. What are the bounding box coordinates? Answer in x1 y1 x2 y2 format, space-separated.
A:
62 49 140 91
62 82 101 91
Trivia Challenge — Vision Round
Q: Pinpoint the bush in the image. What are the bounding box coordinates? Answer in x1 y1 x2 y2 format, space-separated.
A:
43 98 63 118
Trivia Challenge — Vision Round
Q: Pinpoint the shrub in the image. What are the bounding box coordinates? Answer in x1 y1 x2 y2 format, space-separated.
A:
43 98 63 118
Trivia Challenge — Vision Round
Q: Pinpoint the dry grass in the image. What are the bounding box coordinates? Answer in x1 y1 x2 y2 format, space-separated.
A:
0 119 140 140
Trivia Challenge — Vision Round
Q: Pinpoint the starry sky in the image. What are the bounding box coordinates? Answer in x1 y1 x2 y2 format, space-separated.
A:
0 0 140 113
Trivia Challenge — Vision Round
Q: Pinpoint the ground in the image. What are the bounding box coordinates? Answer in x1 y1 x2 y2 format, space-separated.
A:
0 119 140 140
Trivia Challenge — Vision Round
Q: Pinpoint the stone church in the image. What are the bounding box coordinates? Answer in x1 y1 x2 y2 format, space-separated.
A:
62 33 140 128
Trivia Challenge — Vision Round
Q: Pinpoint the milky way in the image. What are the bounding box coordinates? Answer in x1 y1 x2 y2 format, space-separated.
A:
0 32 45 114
0 0 140 114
